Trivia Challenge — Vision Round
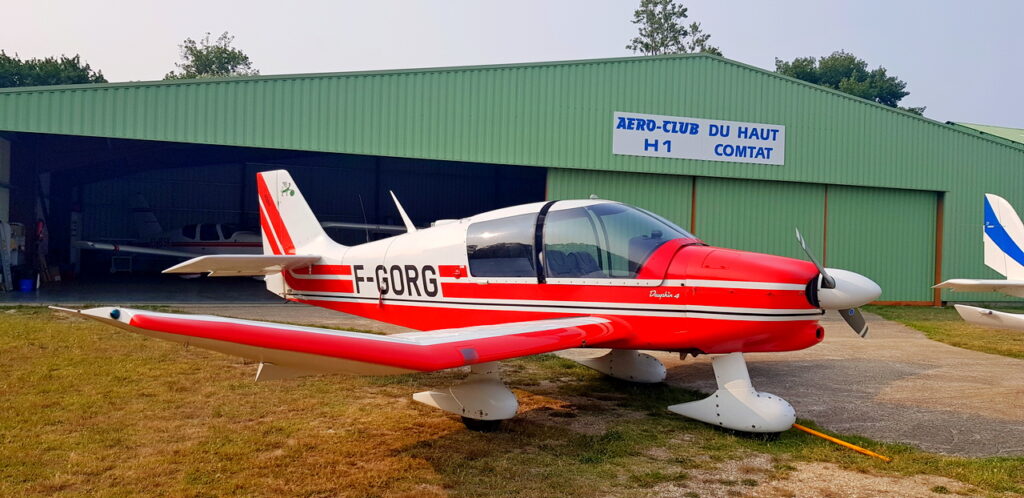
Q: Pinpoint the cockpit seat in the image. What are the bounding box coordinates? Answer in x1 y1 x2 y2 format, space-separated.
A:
571 251 603 277
545 250 573 277
545 249 605 278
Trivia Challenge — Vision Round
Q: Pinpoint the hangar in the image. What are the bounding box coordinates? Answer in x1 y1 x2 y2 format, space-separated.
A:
0 53 1021 303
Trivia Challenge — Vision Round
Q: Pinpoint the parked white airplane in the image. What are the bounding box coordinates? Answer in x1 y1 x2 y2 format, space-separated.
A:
75 194 407 260
934 193 1024 330
74 194 263 259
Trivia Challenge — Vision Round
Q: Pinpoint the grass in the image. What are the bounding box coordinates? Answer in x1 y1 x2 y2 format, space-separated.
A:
867 305 1024 359
1 306 1022 496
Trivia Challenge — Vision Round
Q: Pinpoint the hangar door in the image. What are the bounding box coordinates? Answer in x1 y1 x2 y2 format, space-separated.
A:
826 186 935 302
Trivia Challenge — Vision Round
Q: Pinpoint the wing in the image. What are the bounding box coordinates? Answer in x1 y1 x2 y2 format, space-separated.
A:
953 304 1024 332
163 254 320 276
933 279 1024 298
74 240 197 259
52 307 627 377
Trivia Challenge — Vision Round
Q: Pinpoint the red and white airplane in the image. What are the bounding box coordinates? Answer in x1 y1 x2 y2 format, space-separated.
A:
57 170 881 433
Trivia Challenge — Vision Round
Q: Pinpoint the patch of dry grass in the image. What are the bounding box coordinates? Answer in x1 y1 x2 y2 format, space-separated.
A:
867 305 1024 359
1 307 1021 496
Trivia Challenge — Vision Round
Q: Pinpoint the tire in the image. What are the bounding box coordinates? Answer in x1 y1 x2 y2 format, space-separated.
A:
461 417 503 432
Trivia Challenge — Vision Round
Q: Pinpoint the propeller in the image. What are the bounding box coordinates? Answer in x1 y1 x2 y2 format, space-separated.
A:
795 228 877 338
840 307 869 338
795 228 834 289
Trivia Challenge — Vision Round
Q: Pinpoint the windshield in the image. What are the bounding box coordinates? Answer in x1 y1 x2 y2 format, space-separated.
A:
543 203 694 278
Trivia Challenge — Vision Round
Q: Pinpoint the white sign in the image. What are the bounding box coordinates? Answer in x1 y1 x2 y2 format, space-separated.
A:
612 111 785 166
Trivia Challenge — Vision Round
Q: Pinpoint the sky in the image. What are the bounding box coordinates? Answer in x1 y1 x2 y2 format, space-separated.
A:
2 0 1021 127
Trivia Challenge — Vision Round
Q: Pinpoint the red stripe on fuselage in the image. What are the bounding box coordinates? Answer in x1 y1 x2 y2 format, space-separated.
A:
128 313 616 371
293 298 823 353
438 265 468 278
438 282 814 309
284 273 354 293
256 174 295 255
291 265 352 276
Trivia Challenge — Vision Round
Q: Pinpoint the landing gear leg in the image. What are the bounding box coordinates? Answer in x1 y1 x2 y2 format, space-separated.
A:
574 349 667 383
412 362 518 429
667 353 794 433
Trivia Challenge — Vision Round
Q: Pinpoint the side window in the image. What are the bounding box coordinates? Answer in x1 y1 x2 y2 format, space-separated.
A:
466 214 537 277
199 224 220 241
543 208 605 278
543 204 688 278
219 224 239 240
181 224 197 240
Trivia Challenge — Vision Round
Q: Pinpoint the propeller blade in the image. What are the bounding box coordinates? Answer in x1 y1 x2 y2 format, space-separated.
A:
839 308 869 337
795 228 835 289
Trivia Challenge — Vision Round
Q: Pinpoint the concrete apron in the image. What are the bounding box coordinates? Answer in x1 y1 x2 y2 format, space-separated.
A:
563 312 1024 458
179 304 1022 457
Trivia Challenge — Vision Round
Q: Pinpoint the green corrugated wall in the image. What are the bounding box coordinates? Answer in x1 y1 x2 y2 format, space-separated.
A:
0 54 1021 301
694 178 825 261
545 169 693 231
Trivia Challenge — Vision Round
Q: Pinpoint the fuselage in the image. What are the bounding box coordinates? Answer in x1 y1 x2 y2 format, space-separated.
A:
151 223 262 255
265 200 825 354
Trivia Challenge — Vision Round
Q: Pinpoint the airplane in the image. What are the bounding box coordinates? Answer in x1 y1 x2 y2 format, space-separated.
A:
74 194 407 261
74 194 264 260
55 170 882 433
934 193 1024 331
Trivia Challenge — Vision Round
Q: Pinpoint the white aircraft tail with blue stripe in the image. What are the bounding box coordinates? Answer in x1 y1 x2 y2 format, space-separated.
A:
983 193 1024 280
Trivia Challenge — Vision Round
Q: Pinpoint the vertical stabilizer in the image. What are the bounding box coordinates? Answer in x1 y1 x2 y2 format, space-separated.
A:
983 193 1024 280
256 170 335 256
130 194 163 238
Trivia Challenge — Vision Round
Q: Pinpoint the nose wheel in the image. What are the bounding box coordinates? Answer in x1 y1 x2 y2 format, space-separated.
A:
461 416 504 432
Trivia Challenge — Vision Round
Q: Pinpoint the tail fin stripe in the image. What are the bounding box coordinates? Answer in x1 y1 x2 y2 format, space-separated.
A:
258 204 283 256
984 197 1024 267
256 175 296 255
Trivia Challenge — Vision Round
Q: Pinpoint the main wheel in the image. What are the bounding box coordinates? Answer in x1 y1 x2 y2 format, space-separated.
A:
461 417 503 432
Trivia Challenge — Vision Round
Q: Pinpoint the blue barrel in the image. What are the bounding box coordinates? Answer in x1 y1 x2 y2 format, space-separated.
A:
18 278 34 292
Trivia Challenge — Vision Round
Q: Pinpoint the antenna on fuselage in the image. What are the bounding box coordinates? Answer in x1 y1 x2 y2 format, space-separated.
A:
389 191 417 233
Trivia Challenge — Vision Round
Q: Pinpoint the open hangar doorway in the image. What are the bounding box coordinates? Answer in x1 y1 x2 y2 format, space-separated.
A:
8 133 546 285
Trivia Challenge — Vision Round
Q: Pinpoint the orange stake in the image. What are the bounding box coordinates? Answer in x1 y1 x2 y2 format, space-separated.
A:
792 423 892 463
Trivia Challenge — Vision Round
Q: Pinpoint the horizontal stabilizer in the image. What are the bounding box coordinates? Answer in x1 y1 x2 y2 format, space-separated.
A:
953 304 1024 332
933 279 1024 298
320 221 407 234
163 254 320 277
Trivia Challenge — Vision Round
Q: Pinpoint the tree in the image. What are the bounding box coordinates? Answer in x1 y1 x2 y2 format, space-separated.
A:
776 51 925 115
164 32 258 80
626 0 721 56
0 52 106 88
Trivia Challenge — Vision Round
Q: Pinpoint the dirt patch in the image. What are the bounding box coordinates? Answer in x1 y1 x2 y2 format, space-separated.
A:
753 462 982 497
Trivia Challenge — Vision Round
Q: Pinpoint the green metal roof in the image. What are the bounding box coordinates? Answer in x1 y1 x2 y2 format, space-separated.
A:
0 53 1020 192
950 122 1024 146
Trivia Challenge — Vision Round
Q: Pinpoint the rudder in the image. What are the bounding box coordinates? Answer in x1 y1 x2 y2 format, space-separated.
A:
983 193 1024 280
256 170 334 255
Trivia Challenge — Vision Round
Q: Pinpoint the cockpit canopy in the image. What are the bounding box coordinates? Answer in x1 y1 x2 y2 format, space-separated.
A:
466 201 696 279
